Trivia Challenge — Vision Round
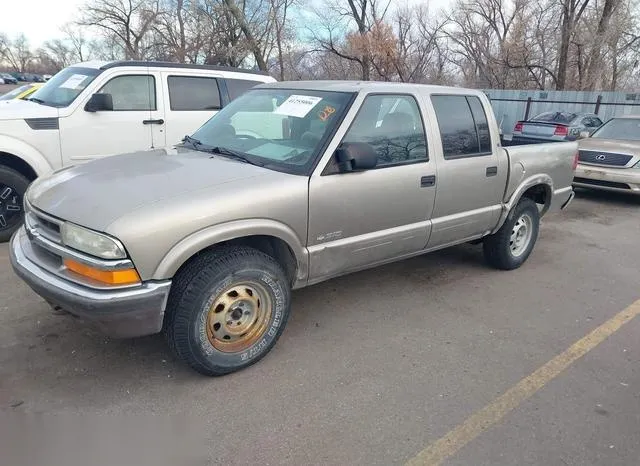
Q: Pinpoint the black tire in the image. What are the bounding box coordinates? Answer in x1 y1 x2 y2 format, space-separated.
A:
0 166 30 243
164 246 291 376
483 198 540 270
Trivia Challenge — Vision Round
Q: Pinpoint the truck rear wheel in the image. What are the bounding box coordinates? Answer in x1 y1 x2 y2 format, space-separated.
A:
0 166 29 243
483 198 539 270
164 246 291 376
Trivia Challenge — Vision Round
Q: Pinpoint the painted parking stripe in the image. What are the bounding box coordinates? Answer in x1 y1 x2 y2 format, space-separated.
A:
406 299 640 466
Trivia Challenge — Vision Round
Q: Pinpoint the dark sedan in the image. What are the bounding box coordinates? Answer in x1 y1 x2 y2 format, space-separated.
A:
510 111 603 144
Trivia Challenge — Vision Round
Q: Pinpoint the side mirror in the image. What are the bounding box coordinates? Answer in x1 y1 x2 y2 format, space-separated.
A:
335 142 378 172
85 93 113 112
579 130 591 139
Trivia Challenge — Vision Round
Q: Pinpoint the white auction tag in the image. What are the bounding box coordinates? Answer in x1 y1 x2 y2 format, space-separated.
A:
273 95 322 118
59 74 89 89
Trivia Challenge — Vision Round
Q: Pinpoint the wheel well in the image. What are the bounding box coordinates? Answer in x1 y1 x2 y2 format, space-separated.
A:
522 184 549 207
0 152 38 181
177 235 298 286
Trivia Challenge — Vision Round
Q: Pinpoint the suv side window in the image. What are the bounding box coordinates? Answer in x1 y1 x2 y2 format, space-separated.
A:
431 95 492 159
98 75 156 111
168 76 221 111
226 79 263 101
342 94 428 167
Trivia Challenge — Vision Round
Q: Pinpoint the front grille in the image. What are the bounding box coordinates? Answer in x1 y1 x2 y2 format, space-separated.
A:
574 177 630 189
578 150 633 167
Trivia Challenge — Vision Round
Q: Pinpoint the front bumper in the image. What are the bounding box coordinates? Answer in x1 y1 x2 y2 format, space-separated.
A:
574 164 640 194
10 227 171 338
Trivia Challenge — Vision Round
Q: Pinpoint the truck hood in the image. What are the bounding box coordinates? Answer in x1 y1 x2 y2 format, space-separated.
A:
0 99 59 120
27 148 278 231
578 138 640 157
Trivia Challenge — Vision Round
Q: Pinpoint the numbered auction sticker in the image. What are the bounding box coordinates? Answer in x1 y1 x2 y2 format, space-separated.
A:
274 95 323 118
59 74 89 89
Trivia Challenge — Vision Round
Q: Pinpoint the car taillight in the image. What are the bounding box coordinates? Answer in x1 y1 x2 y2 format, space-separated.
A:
514 122 523 132
554 125 568 136
572 151 579 170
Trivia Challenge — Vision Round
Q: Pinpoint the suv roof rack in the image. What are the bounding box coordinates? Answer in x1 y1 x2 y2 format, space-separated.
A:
99 61 270 76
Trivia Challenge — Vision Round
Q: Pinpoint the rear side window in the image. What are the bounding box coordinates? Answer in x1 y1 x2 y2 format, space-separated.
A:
168 76 221 111
226 79 263 101
431 95 492 159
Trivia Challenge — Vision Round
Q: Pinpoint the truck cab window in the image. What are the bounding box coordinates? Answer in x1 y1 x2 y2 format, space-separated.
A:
431 95 492 158
342 94 428 167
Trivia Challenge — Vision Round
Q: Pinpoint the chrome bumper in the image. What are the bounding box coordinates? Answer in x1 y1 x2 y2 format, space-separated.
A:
10 227 171 338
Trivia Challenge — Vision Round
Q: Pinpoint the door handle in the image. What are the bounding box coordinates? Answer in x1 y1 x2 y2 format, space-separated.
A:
420 175 436 187
142 119 164 125
486 166 498 177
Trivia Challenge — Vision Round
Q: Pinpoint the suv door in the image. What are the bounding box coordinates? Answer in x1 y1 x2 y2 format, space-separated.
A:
162 73 224 147
59 72 163 164
427 94 508 248
307 93 436 282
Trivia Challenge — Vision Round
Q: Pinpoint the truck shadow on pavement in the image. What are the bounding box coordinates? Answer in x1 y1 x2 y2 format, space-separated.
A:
4 242 491 408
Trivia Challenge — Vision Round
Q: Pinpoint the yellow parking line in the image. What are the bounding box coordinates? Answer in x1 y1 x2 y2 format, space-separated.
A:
406 299 640 466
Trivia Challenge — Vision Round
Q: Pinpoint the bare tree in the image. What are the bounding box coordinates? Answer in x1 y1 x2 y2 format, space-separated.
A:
0 34 33 72
80 0 161 59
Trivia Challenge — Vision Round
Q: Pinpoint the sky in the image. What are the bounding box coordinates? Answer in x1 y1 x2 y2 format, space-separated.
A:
1 0 454 48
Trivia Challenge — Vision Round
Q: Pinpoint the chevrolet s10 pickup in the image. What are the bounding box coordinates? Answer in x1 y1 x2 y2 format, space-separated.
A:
10 81 577 375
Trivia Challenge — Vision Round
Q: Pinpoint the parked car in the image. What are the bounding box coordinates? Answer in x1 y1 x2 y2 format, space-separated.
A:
511 111 603 144
0 83 43 101
43 74 52 81
573 115 640 194
0 73 18 85
0 60 275 241
0 77 4 84
9 81 578 376
11 72 28 82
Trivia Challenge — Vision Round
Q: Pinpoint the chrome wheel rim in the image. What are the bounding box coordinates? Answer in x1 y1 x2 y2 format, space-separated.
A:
510 213 533 257
0 184 22 231
206 282 272 353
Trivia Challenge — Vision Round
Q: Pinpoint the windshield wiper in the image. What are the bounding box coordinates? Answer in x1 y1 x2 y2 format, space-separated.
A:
208 146 265 167
28 97 46 105
180 135 203 149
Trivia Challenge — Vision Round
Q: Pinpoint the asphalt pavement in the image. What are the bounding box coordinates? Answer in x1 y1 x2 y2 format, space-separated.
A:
1 189 639 466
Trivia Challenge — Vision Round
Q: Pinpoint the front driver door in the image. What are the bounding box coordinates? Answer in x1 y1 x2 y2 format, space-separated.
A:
60 73 163 164
307 93 437 283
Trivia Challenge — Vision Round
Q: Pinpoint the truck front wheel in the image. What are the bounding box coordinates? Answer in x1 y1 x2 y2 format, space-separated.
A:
164 246 291 376
483 198 540 270
0 166 30 243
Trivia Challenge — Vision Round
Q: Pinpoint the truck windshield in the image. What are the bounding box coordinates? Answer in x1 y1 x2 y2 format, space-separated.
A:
27 67 101 107
591 118 640 141
189 88 355 175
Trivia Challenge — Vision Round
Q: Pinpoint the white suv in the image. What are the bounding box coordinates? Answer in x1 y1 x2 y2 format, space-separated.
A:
0 60 275 241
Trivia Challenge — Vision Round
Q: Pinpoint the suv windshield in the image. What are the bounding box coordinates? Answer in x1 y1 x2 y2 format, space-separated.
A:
188 88 354 175
591 118 640 141
28 67 101 107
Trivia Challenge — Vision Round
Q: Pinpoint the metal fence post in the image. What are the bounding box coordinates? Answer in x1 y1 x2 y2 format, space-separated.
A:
595 95 602 114
524 97 532 120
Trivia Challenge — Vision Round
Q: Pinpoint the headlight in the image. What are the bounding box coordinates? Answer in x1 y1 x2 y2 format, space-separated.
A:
61 223 127 259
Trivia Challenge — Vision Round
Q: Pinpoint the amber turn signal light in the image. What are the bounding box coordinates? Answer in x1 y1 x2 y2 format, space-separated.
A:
64 259 141 285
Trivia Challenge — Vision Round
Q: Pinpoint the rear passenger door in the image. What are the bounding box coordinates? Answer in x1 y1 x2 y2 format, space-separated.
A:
426 94 508 249
307 93 436 282
161 73 224 147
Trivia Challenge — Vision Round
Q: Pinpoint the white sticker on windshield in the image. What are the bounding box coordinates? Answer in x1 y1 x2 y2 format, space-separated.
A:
59 74 89 89
274 95 322 118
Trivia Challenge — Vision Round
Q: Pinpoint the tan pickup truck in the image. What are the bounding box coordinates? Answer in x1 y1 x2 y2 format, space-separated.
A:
10 81 577 375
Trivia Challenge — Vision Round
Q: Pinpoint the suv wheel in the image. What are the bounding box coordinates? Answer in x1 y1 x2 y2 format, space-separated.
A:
0 166 29 243
483 198 540 270
165 246 291 376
